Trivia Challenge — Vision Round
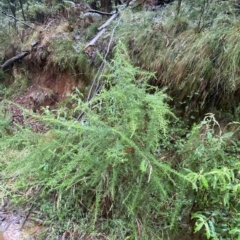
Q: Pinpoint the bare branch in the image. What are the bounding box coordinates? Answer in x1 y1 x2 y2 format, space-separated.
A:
0 9 35 29
1 51 30 70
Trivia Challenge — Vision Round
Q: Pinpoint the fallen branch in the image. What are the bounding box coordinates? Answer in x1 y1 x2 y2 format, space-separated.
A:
85 28 106 49
88 9 116 16
1 51 30 70
84 11 119 49
78 17 121 120
98 12 119 31
0 9 35 29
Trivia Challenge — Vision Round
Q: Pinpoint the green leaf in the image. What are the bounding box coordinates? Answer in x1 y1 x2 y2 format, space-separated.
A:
200 175 209 189
140 160 147 172
223 192 229 206
221 132 234 139
204 222 211 239
194 219 205 233
192 213 206 220
208 220 216 237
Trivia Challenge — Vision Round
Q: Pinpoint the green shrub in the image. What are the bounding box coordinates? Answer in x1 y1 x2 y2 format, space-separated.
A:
2 43 188 239
182 114 240 239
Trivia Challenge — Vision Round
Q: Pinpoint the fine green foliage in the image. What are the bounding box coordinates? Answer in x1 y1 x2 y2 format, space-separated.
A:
48 39 93 81
49 39 79 72
27 1 62 23
182 114 240 239
1 43 187 239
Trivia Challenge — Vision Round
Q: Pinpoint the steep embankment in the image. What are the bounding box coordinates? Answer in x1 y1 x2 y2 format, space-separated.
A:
1 3 109 129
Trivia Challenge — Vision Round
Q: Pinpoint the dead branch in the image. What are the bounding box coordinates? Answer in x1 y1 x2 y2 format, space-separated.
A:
88 9 116 16
78 17 121 121
0 10 35 29
87 17 121 102
84 11 119 49
85 28 106 49
98 12 119 31
1 51 30 70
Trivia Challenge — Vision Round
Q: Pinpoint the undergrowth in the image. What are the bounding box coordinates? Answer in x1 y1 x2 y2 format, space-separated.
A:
115 1 240 120
0 43 188 239
181 114 240 239
49 39 80 72
48 38 94 82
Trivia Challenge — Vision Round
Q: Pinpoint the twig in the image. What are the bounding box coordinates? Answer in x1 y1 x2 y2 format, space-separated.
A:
21 203 34 229
88 9 116 16
136 218 142 238
98 12 119 31
44 19 56 30
0 175 19 180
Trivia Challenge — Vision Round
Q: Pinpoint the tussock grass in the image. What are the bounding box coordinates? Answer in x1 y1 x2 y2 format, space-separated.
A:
115 1 240 119
49 39 79 72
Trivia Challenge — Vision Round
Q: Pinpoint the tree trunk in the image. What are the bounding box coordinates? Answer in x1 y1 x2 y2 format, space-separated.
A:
100 0 112 12
7 0 16 28
19 0 26 21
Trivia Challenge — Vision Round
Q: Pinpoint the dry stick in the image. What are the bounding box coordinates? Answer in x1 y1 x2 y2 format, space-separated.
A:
0 9 35 29
88 16 122 101
1 51 30 70
85 15 120 102
93 17 121 96
44 19 56 30
84 15 118 100
88 9 115 16
98 12 119 31
85 28 106 49
0 175 19 180
77 17 121 120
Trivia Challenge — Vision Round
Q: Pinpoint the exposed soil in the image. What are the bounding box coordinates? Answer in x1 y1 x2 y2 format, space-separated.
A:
0 206 44 240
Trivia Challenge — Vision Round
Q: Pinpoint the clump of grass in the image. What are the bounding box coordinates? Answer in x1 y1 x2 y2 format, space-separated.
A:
114 1 240 119
48 39 79 72
48 39 95 84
